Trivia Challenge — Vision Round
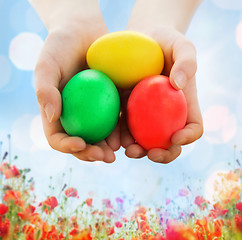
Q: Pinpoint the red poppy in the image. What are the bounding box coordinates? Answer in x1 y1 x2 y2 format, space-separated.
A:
234 214 242 232
166 220 196 240
70 228 92 240
106 226 115 236
0 163 20 179
43 224 60 239
236 202 242 211
139 220 152 233
115 221 123 228
0 217 10 238
195 218 209 239
39 221 64 239
17 205 36 221
135 206 147 217
30 213 42 226
70 216 78 228
70 228 79 236
40 196 58 214
195 217 224 240
86 198 93 207
213 219 224 238
0 204 8 216
3 190 22 206
64 187 78 198
209 203 228 218
23 224 35 240
194 196 209 210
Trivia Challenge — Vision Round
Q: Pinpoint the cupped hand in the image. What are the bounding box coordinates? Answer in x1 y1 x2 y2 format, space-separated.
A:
35 6 121 163
121 26 203 163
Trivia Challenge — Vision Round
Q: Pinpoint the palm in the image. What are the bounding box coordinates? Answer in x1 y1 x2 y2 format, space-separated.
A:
117 27 203 163
35 23 122 163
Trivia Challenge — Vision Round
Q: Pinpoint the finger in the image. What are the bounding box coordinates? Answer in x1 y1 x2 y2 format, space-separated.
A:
35 48 86 154
72 145 105 162
35 31 87 123
169 38 197 90
105 118 121 151
96 140 116 163
120 90 135 148
36 31 88 154
171 123 203 145
172 78 203 145
125 144 147 159
120 112 135 148
40 110 86 153
35 51 62 123
147 145 182 164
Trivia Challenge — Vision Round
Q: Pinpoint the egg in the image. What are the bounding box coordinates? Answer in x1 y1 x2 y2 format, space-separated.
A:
127 75 187 150
60 69 120 144
86 31 164 89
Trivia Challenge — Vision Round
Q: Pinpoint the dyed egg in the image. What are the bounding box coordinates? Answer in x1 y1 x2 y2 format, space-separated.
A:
60 69 120 144
86 31 164 89
127 75 187 150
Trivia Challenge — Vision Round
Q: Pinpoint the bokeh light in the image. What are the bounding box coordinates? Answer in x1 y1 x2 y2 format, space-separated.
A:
187 139 214 171
236 21 242 49
29 150 68 176
9 32 43 70
122 162 160 202
203 105 237 144
212 0 242 10
25 7 45 33
204 169 241 204
0 55 12 89
30 115 51 151
12 114 35 152
205 170 226 203
180 142 195 158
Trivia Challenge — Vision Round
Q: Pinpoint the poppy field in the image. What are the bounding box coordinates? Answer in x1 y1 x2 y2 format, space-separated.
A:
0 140 241 240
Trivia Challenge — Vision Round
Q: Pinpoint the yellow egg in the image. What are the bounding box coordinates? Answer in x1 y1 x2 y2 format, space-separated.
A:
86 31 164 89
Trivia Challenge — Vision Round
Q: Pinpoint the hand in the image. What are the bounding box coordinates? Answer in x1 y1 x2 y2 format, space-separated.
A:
34 0 120 163
121 26 203 163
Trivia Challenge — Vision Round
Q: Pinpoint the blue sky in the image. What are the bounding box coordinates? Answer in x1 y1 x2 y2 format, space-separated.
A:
0 0 242 206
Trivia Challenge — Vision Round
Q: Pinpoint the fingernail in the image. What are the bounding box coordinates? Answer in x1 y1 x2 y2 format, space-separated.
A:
174 71 186 89
44 103 55 123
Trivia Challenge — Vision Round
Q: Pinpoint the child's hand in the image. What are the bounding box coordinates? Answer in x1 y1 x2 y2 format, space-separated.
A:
121 26 203 163
33 0 120 163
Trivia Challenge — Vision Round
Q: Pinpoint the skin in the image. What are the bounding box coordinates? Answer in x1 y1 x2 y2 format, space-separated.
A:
30 0 203 164
124 0 204 163
121 27 203 164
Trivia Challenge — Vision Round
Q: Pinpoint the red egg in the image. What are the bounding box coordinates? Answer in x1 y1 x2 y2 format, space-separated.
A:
127 75 187 150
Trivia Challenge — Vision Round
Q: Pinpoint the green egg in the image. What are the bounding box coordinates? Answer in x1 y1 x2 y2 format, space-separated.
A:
60 69 120 144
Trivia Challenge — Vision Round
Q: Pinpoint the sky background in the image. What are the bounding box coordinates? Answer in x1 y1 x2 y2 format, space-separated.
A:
0 0 242 208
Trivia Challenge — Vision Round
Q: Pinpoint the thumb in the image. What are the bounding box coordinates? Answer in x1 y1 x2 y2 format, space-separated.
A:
35 36 62 123
36 85 62 123
169 39 197 90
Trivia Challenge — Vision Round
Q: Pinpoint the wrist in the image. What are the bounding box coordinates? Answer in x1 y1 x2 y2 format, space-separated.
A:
127 0 203 33
28 0 102 31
